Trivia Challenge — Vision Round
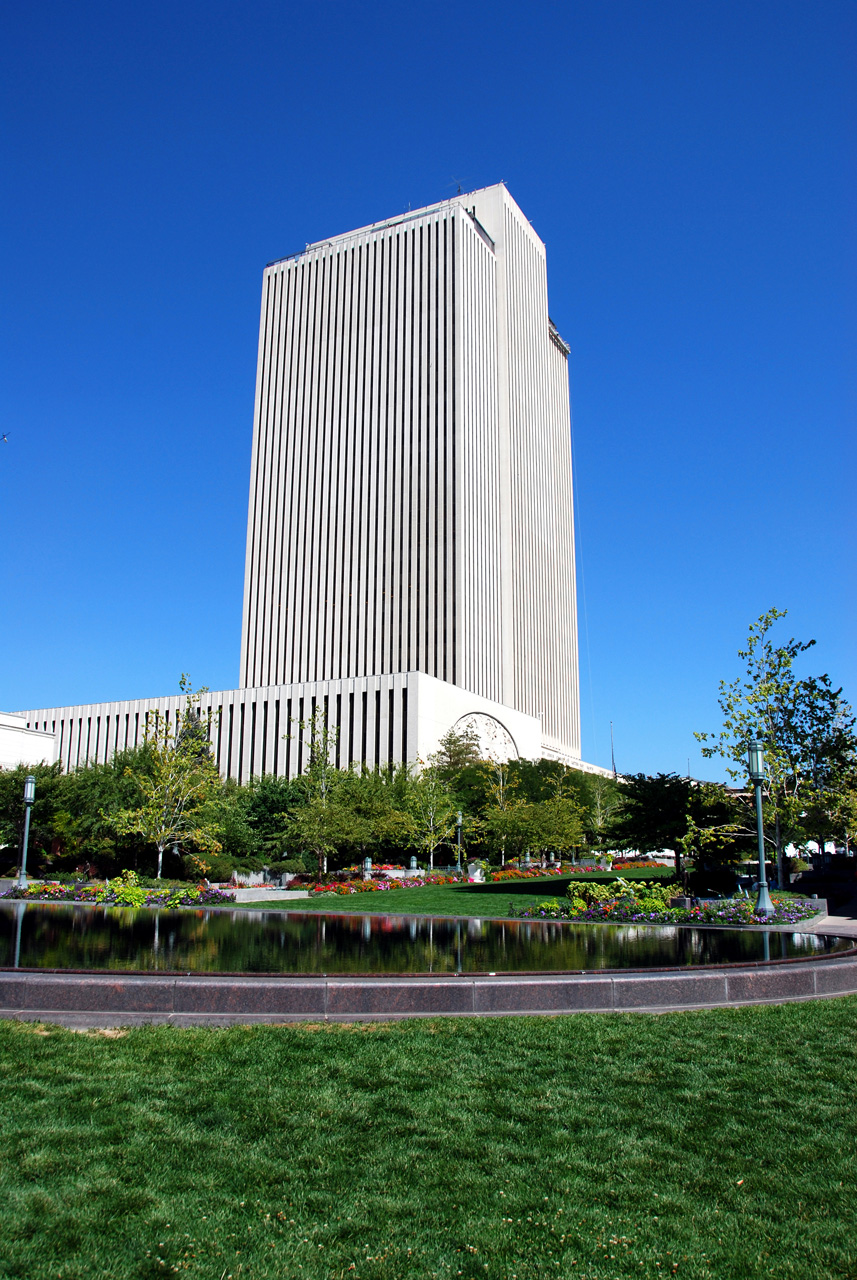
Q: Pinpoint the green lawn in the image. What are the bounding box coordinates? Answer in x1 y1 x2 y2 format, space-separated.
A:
243 882 574 919
0 1001 855 1279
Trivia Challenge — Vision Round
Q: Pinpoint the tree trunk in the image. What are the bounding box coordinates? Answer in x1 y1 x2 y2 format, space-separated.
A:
775 812 784 889
156 844 164 880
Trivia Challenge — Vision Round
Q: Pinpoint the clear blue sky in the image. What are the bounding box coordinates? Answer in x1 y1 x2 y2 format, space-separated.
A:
1 0 854 781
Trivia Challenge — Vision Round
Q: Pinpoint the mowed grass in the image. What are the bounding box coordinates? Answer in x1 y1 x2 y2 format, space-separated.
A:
245 883 562 918
0 1002 855 1279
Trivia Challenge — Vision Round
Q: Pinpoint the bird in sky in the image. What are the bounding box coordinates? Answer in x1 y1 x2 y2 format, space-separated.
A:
1 434 7 443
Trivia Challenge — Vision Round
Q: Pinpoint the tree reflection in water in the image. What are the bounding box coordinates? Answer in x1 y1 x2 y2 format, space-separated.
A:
0 903 849 975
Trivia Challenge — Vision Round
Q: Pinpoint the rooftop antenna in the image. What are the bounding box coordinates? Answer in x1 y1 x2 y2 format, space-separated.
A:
610 721 617 777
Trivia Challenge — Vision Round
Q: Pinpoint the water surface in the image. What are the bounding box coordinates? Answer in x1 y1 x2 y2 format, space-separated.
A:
0 902 849 974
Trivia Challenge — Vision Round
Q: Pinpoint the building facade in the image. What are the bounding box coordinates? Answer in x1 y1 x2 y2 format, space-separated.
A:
241 183 580 761
17 185 583 779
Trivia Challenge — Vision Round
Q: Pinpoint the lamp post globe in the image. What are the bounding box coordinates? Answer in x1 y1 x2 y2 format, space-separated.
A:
748 740 765 784
18 775 36 891
747 741 773 916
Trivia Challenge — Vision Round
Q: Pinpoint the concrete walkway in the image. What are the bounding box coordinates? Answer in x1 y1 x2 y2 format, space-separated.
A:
808 895 857 939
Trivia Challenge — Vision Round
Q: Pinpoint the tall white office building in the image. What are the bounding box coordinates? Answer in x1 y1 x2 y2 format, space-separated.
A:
18 185 585 779
241 183 580 761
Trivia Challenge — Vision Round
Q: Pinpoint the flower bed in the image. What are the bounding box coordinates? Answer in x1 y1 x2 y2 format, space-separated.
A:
510 896 822 926
611 859 671 869
0 878 235 908
487 865 578 882
301 872 471 895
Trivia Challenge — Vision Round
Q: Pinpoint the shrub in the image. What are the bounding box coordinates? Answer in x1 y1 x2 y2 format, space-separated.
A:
96 869 146 908
271 857 306 875
566 878 674 912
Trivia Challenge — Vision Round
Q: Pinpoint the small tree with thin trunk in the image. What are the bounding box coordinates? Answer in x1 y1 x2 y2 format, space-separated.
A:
108 679 223 879
695 608 857 884
275 706 350 877
408 764 458 871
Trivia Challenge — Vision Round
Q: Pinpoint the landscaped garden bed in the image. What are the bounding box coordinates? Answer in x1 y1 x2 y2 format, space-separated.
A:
0 869 234 909
508 876 823 926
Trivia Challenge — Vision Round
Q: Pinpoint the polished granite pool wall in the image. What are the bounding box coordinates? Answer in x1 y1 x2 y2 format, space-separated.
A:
0 902 856 1025
1 956 857 1027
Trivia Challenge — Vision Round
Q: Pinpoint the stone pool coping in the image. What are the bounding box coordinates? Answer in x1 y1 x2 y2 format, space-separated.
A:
1 938 855 1027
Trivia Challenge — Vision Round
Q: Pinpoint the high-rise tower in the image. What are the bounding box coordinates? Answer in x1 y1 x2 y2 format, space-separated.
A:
240 184 580 761
21 186 586 779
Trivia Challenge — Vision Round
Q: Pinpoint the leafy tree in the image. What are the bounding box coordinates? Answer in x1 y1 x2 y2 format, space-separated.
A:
696 608 857 884
50 744 157 875
173 670 214 757
481 800 533 866
582 773 624 852
431 726 483 787
526 792 584 862
478 759 522 865
206 778 262 865
508 758 568 803
0 762 65 875
108 701 224 879
276 794 354 878
606 773 745 879
274 706 351 876
606 773 694 862
337 766 415 863
408 765 458 870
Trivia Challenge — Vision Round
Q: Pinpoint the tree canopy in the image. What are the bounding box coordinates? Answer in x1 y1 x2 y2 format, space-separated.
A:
696 607 857 881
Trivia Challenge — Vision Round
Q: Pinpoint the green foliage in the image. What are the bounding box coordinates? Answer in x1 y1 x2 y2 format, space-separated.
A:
526 790 584 858
108 708 224 879
430 725 482 786
0 761 66 871
407 765 458 869
562 878 675 912
530 897 566 918
607 772 747 879
566 880 614 905
607 772 694 854
696 607 857 880
276 857 306 875
96 868 146 907
336 765 415 858
49 744 158 875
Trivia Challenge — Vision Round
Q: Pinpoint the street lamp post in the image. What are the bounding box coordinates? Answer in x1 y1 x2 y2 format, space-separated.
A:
456 811 463 875
18 775 36 891
747 740 773 916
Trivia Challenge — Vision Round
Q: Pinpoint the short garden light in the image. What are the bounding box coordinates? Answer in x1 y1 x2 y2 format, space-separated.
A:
18 775 36 891
747 740 773 916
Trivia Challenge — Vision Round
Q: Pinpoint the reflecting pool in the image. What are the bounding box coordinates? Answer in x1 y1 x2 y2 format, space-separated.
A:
0 902 850 974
